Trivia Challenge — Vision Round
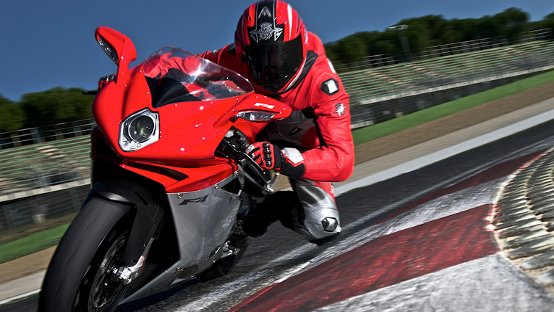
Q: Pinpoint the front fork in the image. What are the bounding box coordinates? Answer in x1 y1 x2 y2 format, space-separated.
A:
112 237 155 285
90 175 166 286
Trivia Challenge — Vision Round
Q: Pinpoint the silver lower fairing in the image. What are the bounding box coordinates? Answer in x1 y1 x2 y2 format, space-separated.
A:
122 172 242 302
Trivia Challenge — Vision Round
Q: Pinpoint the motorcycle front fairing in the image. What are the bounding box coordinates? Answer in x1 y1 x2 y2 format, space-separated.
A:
92 44 291 301
93 47 289 192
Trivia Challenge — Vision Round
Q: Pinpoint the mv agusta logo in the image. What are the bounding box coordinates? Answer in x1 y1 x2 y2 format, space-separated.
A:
249 5 283 42
336 103 345 117
179 195 208 206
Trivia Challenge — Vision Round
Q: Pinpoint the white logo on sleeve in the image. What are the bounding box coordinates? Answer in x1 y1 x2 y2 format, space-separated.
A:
336 103 345 117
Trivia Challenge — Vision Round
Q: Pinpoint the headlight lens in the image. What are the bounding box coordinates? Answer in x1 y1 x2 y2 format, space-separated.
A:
129 115 155 143
119 109 160 151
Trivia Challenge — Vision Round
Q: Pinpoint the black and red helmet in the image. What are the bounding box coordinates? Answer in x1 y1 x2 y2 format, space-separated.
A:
235 0 308 94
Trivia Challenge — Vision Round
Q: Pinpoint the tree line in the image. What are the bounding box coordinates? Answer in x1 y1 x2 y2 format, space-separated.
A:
325 8 554 67
0 88 93 132
1 7 553 132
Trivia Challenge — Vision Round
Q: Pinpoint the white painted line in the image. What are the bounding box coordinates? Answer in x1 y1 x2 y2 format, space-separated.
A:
336 109 554 195
0 289 40 306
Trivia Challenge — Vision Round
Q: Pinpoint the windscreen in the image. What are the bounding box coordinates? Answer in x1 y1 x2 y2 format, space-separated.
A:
141 48 254 107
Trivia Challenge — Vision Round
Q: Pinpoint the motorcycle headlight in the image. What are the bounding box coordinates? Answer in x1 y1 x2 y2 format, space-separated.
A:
119 109 160 151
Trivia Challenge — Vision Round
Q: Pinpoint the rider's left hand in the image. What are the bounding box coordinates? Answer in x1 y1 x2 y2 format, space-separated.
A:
247 142 305 178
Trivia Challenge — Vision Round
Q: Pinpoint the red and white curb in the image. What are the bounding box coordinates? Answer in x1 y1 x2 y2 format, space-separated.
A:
492 148 554 292
228 149 554 311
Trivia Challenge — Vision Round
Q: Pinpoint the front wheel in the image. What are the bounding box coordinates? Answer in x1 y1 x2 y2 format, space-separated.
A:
38 196 132 312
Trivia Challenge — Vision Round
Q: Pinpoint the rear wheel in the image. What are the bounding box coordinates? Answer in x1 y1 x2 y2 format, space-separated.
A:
38 196 132 312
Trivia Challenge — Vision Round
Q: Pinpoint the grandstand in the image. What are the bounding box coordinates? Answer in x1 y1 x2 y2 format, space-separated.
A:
1 34 553 234
341 39 554 106
0 135 91 201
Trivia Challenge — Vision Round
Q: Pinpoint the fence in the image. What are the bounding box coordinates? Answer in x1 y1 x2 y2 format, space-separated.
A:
1 31 554 239
0 119 95 150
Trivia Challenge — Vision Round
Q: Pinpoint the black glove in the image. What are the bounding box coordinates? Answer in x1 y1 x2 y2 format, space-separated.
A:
248 142 306 179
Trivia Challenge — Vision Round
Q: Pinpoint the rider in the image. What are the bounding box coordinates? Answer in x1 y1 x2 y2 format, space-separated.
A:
200 0 354 245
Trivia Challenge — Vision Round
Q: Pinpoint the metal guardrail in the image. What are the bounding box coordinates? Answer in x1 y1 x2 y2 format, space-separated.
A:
1 34 554 237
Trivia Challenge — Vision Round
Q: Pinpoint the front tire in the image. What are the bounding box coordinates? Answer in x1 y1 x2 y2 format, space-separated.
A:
38 196 131 312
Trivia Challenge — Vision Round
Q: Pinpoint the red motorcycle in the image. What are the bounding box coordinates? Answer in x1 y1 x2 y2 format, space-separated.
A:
38 26 291 311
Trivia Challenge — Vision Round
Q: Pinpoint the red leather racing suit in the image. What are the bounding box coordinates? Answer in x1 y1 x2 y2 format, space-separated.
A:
201 32 354 241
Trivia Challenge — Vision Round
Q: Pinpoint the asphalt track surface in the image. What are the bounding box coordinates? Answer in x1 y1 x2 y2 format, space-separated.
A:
2 120 554 312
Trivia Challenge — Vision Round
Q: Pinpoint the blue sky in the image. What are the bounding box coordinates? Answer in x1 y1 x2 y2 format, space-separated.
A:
1 0 552 101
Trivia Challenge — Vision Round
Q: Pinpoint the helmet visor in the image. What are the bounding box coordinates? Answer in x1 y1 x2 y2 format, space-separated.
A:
246 35 303 92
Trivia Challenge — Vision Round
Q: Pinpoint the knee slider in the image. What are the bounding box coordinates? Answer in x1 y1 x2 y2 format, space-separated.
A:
322 217 339 232
302 214 342 241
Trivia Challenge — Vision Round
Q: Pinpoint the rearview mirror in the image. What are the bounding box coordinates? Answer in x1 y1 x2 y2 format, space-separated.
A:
95 26 137 69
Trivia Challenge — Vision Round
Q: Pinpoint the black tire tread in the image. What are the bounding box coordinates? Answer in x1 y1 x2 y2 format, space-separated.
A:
38 196 129 312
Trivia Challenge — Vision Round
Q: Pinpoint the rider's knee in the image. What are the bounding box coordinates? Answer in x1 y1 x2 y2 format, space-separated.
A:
297 206 342 241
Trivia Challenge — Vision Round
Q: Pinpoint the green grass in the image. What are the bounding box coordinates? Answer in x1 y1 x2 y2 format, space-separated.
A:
0 224 69 263
1 70 554 264
352 70 554 144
